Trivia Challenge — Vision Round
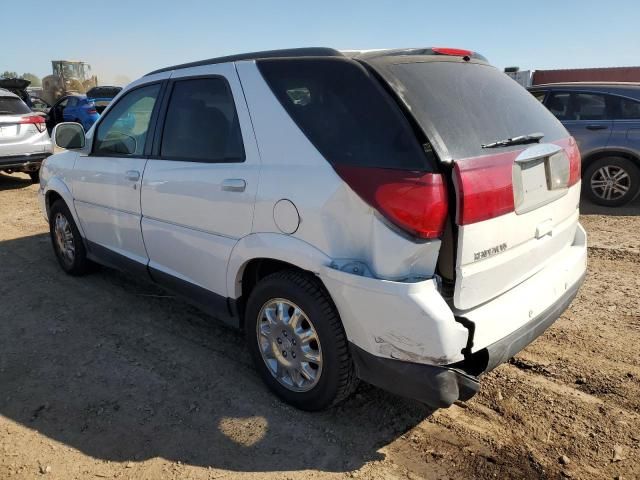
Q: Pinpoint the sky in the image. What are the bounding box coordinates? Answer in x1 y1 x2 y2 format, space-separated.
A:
3 0 639 86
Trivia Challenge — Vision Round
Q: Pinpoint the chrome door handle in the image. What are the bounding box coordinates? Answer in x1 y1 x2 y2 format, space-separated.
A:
221 178 246 192
125 170 140 181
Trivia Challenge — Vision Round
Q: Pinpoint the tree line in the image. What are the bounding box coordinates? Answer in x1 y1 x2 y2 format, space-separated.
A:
1 71 42 87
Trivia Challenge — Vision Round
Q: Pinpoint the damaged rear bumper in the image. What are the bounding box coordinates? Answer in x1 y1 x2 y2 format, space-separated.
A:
349 272 585 408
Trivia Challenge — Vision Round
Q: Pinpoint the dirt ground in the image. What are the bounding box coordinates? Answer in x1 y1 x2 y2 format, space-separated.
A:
1 172 638 480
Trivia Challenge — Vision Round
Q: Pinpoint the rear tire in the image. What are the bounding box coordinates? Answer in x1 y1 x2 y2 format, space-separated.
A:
583 156 640 207
244 270 358 411
28 171 40 184
49 199 92 275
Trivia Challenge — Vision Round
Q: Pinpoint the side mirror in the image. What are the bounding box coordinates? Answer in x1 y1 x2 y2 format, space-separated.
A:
53 122 85 149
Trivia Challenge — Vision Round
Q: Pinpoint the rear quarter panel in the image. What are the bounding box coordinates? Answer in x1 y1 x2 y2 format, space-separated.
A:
234 60 442 282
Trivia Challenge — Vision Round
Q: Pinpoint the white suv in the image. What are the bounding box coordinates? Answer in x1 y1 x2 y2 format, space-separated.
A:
40 47 587 411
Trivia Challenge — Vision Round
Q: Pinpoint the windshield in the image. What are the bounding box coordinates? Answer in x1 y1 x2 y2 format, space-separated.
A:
54 62 89 80
373 60 568 160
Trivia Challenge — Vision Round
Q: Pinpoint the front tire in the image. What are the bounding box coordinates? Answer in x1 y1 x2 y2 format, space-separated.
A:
28 170 40 184
245 270 358 411
583 156 640 207
49 200 92 275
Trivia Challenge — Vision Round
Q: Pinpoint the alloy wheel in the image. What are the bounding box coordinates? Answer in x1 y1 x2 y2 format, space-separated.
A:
590 165 631 201
256 298 323 392
54 212 75 264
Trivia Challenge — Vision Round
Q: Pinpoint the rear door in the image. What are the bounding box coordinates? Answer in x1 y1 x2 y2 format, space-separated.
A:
140 63 260 301
72 81 164 268
546 91 613 154
63 97 79 122
609 94 640 151
369 59 581 310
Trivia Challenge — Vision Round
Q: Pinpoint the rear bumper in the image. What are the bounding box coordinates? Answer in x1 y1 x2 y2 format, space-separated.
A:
350 271 585 408
0 152 51 171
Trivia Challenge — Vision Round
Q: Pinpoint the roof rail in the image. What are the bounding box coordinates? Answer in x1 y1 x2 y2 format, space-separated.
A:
145 47 343 76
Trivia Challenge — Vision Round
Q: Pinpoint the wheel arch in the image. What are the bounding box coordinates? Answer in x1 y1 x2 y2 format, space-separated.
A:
226 233 333 323
44 179 86 238
581 148 640 172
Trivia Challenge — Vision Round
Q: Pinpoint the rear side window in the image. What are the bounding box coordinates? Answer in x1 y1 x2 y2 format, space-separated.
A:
371 61 568 160
257 58 430 170
0 96 30 115
617 97 640 119
160 78 245 162
573 93 608 120
547 92 613 121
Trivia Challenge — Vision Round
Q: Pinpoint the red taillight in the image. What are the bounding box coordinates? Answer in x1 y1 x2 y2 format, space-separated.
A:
566 137 581 186
20 115 46 132
432 47 474 57
86 108 97 115
334 166 448 239
454 150 517 226
454 137 581 226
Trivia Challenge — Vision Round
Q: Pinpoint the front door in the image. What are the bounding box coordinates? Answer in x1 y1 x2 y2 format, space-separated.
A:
72 81 164 268
62 96 79 122
140 63 260 304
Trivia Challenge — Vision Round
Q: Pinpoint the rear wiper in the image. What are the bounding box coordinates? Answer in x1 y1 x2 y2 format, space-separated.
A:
481 132 544 149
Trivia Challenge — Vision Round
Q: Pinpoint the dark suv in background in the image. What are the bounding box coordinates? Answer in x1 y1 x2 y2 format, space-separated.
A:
530 83 640 206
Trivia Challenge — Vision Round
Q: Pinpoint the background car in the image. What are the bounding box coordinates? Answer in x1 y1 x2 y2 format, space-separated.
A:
0 88 52 183
530 83 640 206
46 94 100 132
85 85 121 114
47 86 122 133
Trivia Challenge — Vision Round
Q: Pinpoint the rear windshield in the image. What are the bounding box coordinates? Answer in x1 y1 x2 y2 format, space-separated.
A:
376 61 568 160
0 96 30 115
257 58 432 171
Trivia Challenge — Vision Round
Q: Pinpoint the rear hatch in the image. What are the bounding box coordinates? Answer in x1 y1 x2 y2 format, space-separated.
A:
366 54 581 310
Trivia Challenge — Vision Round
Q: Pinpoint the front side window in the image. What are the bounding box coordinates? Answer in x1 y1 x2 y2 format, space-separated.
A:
531 90 547 103
94 83 160 156
545 92 572 120
160 77 245 162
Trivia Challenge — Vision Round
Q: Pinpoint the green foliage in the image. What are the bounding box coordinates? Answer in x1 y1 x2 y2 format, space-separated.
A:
22 73 41 86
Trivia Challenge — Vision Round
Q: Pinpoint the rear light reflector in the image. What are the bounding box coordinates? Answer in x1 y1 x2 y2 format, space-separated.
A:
432 47 474 57
19 115 46 132
454 150 517 225
334 166 448 239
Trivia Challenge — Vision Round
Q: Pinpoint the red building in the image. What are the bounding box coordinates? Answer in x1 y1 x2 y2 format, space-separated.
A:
532 66 640 85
